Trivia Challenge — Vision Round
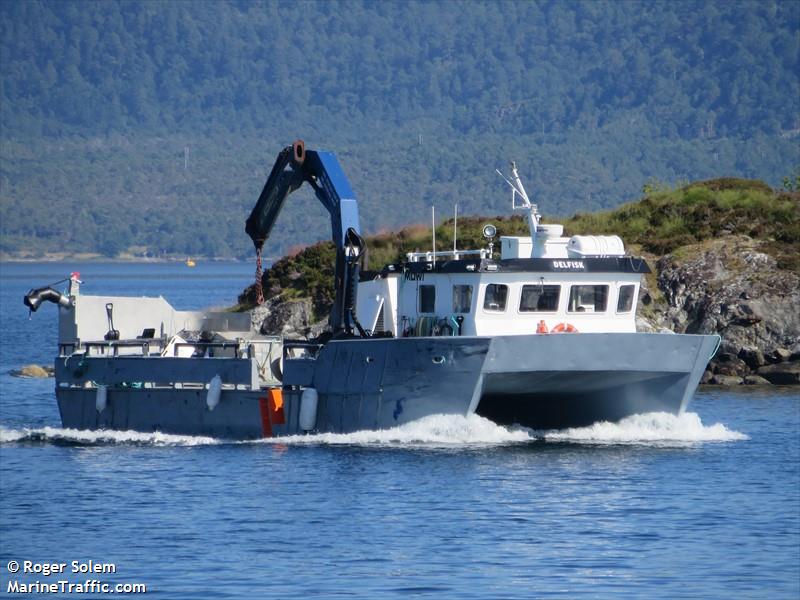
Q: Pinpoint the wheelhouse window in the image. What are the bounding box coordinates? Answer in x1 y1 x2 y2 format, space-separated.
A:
452 285 473 313
568 285 608 313
418 285 436 313
519 285 560 312
617 285 636 313
483 284 508 312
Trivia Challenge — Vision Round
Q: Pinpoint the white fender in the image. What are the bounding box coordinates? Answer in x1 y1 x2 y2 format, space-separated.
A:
206 375 222 411
95 384 107 413
299 388 318 431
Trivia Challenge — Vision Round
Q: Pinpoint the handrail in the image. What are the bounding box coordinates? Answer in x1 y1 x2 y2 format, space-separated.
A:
61 336 285 360
173 341 243 357
406 249 487 263
80 339 165 357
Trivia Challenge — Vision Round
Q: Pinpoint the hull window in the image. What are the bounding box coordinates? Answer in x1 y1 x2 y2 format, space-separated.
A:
453 285 473 313
617 284 636 313
520 285 560 312
568 285 608 313
483 284 508 312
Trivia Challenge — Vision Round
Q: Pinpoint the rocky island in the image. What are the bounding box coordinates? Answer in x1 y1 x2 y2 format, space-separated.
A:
237 178 799 386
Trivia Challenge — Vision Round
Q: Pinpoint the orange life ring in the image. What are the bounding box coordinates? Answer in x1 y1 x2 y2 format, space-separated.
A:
551 322 579 333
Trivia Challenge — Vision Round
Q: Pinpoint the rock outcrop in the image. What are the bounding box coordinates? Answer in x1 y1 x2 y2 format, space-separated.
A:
11 364 54 378
249 296 327 340
639 235 799 385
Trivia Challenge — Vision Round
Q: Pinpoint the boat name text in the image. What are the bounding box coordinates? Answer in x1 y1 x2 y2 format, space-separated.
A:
552 260 586 270
404 271 425 281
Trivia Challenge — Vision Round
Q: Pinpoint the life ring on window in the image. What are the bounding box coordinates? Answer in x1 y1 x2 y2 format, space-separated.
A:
551 322 579 333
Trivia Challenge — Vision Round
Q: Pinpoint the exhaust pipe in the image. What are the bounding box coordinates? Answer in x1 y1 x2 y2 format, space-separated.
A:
24 287 72 312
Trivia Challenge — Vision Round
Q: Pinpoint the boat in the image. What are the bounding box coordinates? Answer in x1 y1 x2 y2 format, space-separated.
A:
24 141 719 438
185 258 196 267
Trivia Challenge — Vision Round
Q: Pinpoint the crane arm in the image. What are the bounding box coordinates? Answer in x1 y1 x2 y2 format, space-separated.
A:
245 140 366 337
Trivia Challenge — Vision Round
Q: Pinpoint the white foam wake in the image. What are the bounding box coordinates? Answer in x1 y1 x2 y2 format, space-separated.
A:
266 414 533 448
0 425 220 447
542 411 748 446
0 412 747 448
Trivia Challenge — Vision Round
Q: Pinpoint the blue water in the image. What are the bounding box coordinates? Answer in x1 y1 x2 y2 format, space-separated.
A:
1 262 798 599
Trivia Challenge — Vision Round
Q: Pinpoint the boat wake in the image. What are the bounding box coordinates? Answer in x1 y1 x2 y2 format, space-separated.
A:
541 411 748 446
0 425 220 447
266 414 533 448
0 412 746 448
265 411 747 448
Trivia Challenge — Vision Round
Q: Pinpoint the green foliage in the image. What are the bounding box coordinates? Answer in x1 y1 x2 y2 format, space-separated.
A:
641 178 671 196
237 241 337 319
783 167 800 192
1 1 799 258
686 178 774 194
241 178 799 318
563 178 800 257
266 242 338 318
2 1 798 140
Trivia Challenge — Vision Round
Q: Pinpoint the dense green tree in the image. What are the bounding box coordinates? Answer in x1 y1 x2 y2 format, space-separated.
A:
0 0 798 258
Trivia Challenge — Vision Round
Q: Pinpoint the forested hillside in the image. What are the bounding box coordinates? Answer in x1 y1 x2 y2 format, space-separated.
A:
1 1 798 259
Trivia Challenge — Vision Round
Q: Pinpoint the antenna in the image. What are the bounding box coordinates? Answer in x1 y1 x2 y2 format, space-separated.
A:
495 161 534 209
431 205 436 266
496 161 540 248
453 204 458 252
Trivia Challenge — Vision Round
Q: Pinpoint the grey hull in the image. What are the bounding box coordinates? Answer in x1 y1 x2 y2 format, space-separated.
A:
55 337 491 438
284 336 491 432
474 332 719 429
55 333 718 437
57 387 267 439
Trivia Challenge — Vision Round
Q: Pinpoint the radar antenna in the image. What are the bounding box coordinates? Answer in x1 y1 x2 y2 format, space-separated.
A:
496 161 540 247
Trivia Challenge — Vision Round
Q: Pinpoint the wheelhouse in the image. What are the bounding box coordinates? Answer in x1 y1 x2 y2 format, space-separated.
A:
356 252 648 338
356 162 650 339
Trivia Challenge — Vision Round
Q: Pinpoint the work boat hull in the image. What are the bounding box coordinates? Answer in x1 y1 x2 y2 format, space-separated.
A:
284 332 719 433
55 333 718 438
475 333 719 429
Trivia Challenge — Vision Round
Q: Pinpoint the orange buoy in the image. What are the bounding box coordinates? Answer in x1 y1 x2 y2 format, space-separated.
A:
551 322 579 333
536 320 549 334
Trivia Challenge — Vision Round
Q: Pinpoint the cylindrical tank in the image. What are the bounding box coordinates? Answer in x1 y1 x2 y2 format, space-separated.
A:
567 235 625 257
299 388 318 431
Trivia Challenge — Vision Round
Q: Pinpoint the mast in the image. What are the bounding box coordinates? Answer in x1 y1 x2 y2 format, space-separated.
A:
496 161 540 248
431 205 436 266
453 203 458 252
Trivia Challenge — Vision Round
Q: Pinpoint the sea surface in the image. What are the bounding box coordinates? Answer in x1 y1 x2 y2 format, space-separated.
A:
0 261 798 599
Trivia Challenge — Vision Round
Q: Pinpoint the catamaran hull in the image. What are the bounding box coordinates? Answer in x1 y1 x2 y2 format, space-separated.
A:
55 333 718 438
475 332 718 429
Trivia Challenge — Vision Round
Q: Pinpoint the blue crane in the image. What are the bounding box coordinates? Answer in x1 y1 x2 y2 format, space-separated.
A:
246 141 367 337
